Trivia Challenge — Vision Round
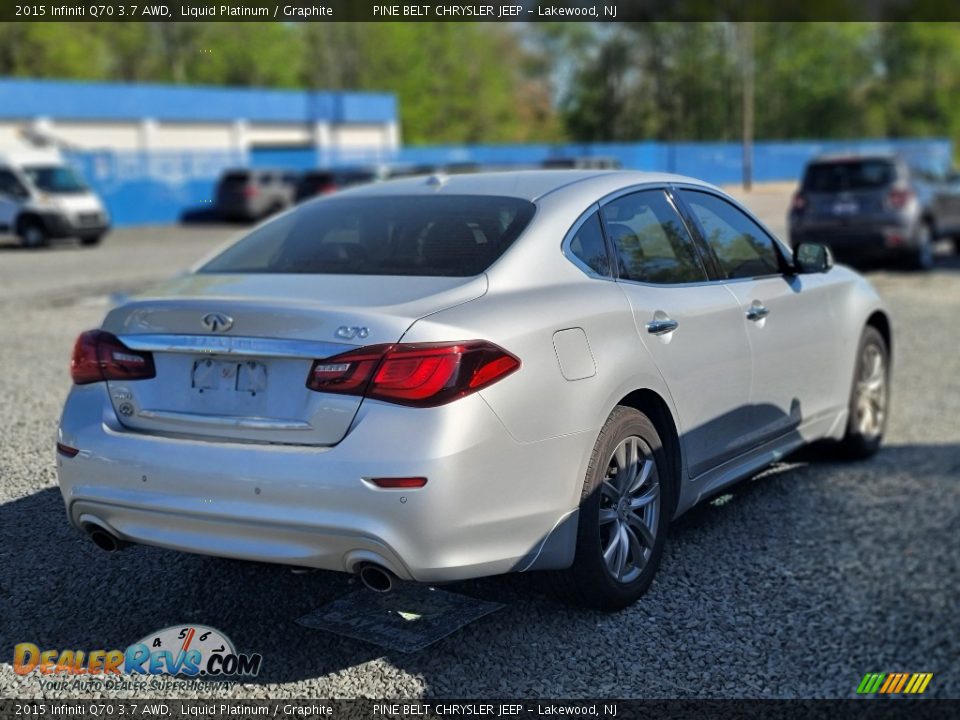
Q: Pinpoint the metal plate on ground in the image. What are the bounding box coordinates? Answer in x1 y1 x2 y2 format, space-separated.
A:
296 586 503 653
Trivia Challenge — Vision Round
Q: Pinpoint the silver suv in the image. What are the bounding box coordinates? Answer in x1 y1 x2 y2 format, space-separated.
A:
215 169 297 222
788 153 960 270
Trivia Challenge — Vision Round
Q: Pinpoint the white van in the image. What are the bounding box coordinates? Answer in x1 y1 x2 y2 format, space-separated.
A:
0 150 110 247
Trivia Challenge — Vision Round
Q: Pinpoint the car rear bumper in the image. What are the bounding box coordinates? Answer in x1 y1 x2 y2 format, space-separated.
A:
56 383 587 582
215 199 260 220
790 224 918 258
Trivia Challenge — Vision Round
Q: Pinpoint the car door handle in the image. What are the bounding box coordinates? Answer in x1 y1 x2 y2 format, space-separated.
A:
646 318 679 335
746 304 770 321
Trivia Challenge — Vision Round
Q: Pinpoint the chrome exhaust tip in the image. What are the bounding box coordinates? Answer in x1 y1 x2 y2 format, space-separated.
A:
358 564 396 593
87 526 123 552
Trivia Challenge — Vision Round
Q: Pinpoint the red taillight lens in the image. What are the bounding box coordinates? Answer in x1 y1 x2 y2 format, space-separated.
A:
791 193 807 212
306 341 520 407
319 182 337 195
369 477 428 489
242 185 259 198
887 188 914 209
70 330 156 385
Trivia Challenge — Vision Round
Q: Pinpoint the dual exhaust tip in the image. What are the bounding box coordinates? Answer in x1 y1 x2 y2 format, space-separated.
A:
357 563 397 593
86 526 399 594
86 525 124 553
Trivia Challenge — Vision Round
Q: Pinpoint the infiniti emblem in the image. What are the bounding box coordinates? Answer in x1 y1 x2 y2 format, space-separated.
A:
202 312 234 333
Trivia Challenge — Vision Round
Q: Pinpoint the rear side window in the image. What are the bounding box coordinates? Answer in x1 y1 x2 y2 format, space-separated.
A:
200 195 535 277
802 160 896 192
680 190 782 280
567 212 610 276
601 190 708 284
221 172 250 185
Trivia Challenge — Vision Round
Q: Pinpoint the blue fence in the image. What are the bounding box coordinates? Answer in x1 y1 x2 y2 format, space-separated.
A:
67 138 952 227
0 79 397 124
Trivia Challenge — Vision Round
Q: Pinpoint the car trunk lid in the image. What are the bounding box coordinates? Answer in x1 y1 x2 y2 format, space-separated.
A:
100 273 487 445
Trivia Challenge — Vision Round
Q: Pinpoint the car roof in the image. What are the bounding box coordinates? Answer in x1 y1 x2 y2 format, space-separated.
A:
335 169 716 202
809 152 900 164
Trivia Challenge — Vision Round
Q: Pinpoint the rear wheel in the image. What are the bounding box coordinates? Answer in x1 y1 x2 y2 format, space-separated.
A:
553 406 671 610
18 217 49 248
79 234 103 247
837 326 889 459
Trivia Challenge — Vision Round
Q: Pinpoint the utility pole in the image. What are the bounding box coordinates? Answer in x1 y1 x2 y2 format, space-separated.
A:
741 22 755 192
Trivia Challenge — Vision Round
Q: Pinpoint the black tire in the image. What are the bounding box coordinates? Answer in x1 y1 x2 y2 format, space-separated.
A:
953 236 960 255
17 217 49 248
908 222 934 271
79 234 103 247
837 326 889 460
552 406 672 610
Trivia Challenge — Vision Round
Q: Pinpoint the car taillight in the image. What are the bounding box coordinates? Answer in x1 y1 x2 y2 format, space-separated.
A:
71 330 156 385
887 188 914 209
242 185 259 198
791 193 807 212
319 182 337 195
306 341 520 407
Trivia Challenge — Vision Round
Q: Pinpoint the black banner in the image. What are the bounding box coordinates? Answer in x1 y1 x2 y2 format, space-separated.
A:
1 700 959 720
5 0 960 23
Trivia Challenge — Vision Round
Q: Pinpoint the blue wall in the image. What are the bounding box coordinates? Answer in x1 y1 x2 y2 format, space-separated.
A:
66 138 952 227
0 78 397 123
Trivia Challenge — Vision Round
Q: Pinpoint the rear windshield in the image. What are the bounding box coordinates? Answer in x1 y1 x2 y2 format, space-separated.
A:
221 172 251 184
802 160 897 192
199 194 536 277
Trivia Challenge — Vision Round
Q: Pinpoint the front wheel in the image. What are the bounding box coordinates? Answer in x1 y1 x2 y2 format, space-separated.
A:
79 234 103 247
837 326 889 459
18 218 49 248
552 406 671 610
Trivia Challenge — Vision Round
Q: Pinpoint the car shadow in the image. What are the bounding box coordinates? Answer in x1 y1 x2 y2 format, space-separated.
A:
2 441 957 694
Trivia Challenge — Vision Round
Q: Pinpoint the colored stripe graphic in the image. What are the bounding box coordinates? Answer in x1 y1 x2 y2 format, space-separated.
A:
857 673 885 694
858 672 933 694
879 674 897 693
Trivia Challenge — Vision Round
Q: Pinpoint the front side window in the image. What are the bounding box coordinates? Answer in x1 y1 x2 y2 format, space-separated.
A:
601 190 708 284
200 194 535 277
22 165 88 194
680 190 782 280
567 212 610 276
0 170 28 198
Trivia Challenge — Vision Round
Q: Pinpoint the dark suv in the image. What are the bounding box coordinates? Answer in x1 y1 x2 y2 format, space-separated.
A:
788 154 960 270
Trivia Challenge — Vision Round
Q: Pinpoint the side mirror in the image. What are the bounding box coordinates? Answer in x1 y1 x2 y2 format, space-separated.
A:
794 242 833 274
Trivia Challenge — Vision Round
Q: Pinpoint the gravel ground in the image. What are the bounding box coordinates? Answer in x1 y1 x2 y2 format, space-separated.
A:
1 191 958 700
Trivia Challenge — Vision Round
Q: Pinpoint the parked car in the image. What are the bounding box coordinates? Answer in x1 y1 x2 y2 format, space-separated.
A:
0 149 110 247
58 171 890 609
215 169 296 221
294 167 384 202
542 156 623 170
788 153 960 270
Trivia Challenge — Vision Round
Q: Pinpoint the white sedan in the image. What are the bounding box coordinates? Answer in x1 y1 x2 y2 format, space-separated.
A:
57 171 891 609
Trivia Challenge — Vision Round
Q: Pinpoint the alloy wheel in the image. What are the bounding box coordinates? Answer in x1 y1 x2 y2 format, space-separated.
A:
599 436 661 584
854 342 887 439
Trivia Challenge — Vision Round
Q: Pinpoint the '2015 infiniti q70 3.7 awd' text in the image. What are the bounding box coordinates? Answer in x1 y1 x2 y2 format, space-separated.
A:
57 171 891 609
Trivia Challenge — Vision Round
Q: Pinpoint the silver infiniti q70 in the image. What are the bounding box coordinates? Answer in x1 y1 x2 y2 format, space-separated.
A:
57 171 891 609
